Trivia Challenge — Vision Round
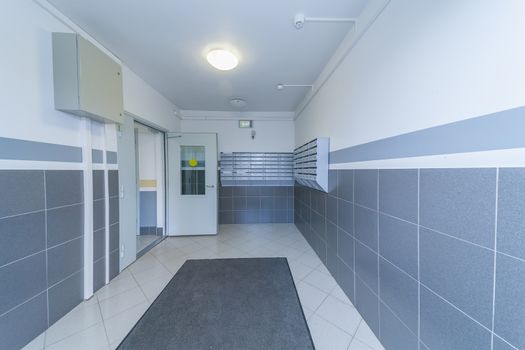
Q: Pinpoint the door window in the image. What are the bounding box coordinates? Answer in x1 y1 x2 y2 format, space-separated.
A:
181 145 205 195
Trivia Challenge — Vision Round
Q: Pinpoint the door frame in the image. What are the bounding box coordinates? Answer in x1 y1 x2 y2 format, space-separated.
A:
166 132 218 236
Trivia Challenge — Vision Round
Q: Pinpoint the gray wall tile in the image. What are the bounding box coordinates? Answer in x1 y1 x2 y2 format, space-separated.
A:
380 302 418 350
0 170 44 218
219 211 233 224
48 271 83 325
92 170 105 201
337 199 354 234
355 206 378 252
45 170 83 208
245 186 260 196
493 253 525 350
220 197 233 211
275 196 287 210
0 211 45 266
326 221 338 274
109 250 119 280
93 228 105 261
109 196 119 225
258 210 273 223
420 168 496 248
311 211 325 239
493 336 516 350
233 197 247 210
355 240 378 293
328 170 337 196
93 257 106 292
260 197 274 210
497 168 525 260
233 186 246 196
109 223 119 252
337 170 354 202
274 210 289 223
337 257 354 302
0 292 47 350
420 286 491 350
108 170 119 197
139 191 155 227
93 199 105 231
310 190 325 216
337 229 354 269
379 169 418 223
0 252 46 315
379 258 418 334
379 214 418 279
219 186 232 197
47 204 83 247
355 276 379 336
47 237 83 286
326 195 337 224
246 197 260 210
354 169 378 209
420 228 494 328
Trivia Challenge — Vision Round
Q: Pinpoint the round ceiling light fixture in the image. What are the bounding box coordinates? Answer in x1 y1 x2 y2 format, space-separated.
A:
229 98 247 109
206 49 239 71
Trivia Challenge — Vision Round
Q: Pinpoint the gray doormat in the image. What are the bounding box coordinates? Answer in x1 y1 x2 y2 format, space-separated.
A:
117 258 315 350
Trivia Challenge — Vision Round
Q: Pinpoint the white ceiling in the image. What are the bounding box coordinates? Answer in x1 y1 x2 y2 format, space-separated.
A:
48 0 368 113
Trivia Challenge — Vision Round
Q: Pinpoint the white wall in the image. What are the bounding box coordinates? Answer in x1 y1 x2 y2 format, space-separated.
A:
0 0 179 151
295 0 525 153
181 118 295 153
123 66 180 132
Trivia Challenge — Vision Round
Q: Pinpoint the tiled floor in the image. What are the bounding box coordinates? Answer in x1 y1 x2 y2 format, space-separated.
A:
23 224 384 350
136 234 161 253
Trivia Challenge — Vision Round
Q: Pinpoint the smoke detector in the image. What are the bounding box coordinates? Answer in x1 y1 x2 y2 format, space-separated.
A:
230 98 247 109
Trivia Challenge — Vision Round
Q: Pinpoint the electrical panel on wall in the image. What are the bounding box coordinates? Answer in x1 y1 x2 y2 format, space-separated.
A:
52 33 124 124
220 152 294 186
294 138 329 192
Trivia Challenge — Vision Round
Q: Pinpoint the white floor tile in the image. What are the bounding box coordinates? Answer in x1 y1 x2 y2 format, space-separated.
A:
296 281 328 311
45 302 102 345
348 338 378 350
354 320 385 350
96 273 138 302
21 332 45 350
295 252 322 268
104 302 149 344
315 296 362 335
98 287 147 320
303 269 337 293
140 274 172 302
308 314 353 350
131 263 172 286
330 284 353 305
288 261 315 282
45 323 109 350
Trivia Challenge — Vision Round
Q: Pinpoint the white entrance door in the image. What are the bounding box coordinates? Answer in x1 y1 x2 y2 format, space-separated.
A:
167 133 218 235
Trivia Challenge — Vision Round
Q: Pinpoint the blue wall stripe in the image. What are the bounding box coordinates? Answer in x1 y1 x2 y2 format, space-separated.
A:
106 151 118 164
0 137 82 163
330 106 525 164
92 149 103 164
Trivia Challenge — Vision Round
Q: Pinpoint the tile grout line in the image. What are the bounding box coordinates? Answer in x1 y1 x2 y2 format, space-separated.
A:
490 168 499 350
95 293 111 349
417 168 421 350
376 169 381 341
43 170 50 334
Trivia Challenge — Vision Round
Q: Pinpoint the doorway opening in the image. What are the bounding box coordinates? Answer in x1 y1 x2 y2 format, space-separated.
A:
135 121 166 255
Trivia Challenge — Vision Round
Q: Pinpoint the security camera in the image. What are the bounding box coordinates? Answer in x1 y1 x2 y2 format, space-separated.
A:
294 13 305 29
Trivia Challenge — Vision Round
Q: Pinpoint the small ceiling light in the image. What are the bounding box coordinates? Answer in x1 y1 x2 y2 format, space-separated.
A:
207 49 239 71
230 98 247 109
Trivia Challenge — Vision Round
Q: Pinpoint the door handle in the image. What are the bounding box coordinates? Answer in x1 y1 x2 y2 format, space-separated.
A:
206 185 215 188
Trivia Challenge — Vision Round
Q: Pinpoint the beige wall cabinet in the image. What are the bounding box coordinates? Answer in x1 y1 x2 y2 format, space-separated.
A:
52 33 123 124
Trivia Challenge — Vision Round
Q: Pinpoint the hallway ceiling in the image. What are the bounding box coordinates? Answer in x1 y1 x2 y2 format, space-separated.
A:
47 0 367 113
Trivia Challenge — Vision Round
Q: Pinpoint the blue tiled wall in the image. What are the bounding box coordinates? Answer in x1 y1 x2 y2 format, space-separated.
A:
295 168 525 350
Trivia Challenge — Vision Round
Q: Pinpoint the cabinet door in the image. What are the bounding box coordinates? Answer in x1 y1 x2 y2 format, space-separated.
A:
78 36 123 124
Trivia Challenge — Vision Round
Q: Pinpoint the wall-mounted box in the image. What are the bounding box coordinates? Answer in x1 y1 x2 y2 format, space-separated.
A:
52 33 123 124
294 138 329 192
